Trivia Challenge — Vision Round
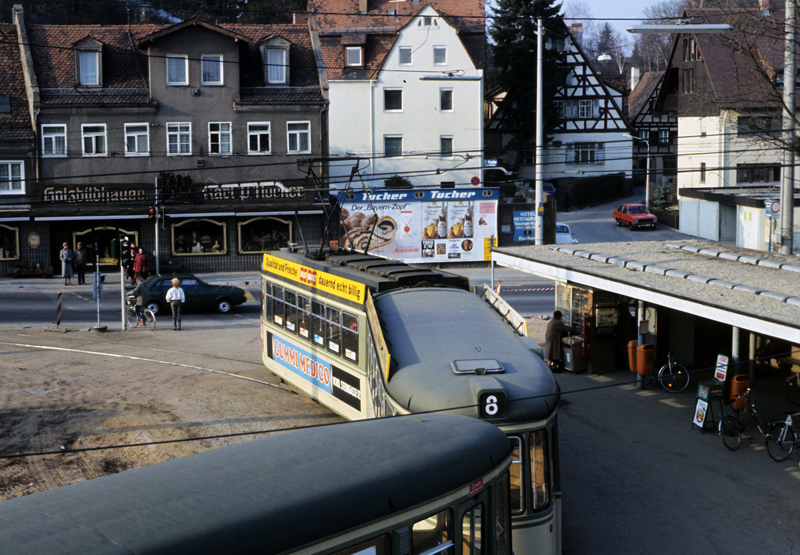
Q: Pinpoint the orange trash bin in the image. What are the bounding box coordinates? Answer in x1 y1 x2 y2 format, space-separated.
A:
728 375 751 410
636 344 656 376
628 340 638 372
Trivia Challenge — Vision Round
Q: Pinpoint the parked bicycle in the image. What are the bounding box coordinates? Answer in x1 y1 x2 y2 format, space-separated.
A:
655 351 690 393
765 411 800 462
718 388 768 451
126 295 156 331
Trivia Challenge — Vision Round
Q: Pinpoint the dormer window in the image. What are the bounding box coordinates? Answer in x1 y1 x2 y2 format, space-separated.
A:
419 16 438 27
74 37 103 87
346 46 363 67
260 37 291 85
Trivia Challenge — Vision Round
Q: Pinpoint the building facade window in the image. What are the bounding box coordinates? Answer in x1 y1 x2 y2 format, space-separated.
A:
683 38 700 62
682 68 694 94
578 99 593 118
77 50 99 86
433 45 447 65
384 89 402 111
440 136 453 158
42 125 67 157
81 124 107 156
736 164 780 184
248 122 271 154
700 162 706 183
568 142 604 164
737 115 781 137
166 55 188 85
384 136 402 158
209 122 232 155
287 121 310 153
124 123 149 156
201 55 223 85
440 88 453 112
659 129 669 144
267 49 288 84
167 122 192 155
345 46 363 67
0 161 23 193
398 46 412 65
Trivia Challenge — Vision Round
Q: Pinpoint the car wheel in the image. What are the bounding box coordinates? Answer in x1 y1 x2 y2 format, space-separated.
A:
146 300 161 314
615 218 621 227
216 298 232 314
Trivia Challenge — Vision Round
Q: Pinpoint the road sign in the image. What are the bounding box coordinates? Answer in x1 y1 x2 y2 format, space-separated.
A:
471 176 480 186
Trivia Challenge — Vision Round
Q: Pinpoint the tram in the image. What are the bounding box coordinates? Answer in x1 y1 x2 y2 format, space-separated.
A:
0 415 513 555
260 248 562 555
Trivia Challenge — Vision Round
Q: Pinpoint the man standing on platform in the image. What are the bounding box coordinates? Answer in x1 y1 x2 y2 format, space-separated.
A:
74 242 88 285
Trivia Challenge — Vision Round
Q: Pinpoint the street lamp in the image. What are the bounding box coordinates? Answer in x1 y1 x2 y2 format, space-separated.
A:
624 133 650 210
626 23 732 34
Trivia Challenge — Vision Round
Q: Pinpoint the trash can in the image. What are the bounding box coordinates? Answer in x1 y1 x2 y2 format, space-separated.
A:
636 344 656 376
628 340 638 372
562 336 587 373
727 374 751 410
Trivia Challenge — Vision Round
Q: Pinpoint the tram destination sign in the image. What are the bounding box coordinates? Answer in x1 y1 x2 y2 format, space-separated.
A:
262 253 366 304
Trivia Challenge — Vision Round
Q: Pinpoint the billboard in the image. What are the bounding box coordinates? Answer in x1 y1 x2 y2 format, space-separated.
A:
338 189 498 264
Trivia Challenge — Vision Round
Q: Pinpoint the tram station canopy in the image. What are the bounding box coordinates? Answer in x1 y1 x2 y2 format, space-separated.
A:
492 240 800 344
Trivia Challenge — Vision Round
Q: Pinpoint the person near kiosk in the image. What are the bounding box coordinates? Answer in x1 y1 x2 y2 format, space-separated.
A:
544 310 576 373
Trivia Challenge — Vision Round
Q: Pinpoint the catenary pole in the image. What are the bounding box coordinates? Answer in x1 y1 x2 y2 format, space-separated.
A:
535 17 544 246
781 0 796 254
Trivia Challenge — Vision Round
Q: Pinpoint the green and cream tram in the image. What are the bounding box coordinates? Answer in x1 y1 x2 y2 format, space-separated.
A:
261 249 562 555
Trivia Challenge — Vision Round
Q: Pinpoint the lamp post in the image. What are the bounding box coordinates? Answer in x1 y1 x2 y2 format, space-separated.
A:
624 133 650 209
535 17 544 245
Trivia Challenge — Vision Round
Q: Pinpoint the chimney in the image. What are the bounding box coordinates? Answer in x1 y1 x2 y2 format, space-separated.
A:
631 67 641 91
359 0 368 13
760 0 770 15
570 23 583 46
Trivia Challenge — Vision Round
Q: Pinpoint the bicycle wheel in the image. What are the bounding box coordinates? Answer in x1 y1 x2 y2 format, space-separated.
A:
144 310 156 331
658 362 690 393
766 422 795 462
125 306 139 329
786 374 800 406
719 415 741 450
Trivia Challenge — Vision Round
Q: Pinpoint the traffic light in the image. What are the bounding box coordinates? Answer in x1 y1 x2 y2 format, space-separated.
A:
120 237 131 269
149 206 157 221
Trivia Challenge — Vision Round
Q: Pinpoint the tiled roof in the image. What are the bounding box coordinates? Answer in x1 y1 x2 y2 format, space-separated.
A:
629 71 662 120
25 22 324 107
0 24 34 143
320 33 394 80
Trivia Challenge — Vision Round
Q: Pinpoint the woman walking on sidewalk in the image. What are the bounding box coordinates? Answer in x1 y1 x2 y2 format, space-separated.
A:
59 242 73 286
166 278 186 330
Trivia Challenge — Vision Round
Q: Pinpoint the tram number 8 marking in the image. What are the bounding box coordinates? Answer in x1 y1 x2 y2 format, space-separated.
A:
479 392 507 419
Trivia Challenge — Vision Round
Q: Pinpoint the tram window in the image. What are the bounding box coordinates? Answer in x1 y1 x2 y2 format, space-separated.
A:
327 306 342 355
297 295 311 340
312 300 325 346
285 290 297 333
412 509 453 555
272 285 284 326
507 436 524 514
342 312 358 363
265 282 272 322
461 503 483 555
495 472 512 555
332 534 389 555
529 429 551 510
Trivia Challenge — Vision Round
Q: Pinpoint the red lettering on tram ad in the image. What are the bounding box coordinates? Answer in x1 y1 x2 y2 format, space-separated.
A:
469 479 483 496
300 267 318 287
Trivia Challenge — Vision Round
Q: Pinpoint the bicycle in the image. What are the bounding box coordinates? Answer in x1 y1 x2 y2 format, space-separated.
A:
126 296 156 331
655 351 690 393
718 388 768 451
765 411 800 462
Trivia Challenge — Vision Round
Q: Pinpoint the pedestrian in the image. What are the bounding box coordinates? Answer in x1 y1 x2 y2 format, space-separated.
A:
130 277 149 326
59 242 73 286
165 277 186 330
73 242 88 285
133 248 148 282
126 244 137 285
544 310 576 373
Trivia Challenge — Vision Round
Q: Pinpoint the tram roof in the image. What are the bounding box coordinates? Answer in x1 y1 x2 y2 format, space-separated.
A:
0 415 510 555
375 287 560 422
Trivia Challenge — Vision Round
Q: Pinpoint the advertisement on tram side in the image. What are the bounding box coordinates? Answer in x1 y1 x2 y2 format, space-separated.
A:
338 189 499 264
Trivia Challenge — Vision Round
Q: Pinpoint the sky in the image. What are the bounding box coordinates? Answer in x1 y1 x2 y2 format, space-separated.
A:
561 0 664 52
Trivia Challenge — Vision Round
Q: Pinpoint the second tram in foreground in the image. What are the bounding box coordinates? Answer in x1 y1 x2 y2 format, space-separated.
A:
260 248 562 554
0 415 513 555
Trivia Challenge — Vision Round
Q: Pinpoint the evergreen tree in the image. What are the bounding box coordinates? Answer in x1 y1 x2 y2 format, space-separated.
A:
489 0 568 148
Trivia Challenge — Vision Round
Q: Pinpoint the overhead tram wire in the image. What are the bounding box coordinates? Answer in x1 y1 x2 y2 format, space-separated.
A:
0 346 795 461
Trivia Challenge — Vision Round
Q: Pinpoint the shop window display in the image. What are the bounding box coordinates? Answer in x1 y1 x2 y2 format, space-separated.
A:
237 217 292 254
171 218 227 256
72 226 138 266
0 224 20 260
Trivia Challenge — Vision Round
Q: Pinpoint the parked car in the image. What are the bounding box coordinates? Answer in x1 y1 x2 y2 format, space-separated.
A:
128 274 247 314
555 222 578 244
613 203 657 230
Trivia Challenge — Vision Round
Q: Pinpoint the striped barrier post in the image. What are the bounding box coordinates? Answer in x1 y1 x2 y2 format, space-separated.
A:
55 290 62 328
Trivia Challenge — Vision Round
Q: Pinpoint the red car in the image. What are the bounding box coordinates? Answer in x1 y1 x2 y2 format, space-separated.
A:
614 203 657 230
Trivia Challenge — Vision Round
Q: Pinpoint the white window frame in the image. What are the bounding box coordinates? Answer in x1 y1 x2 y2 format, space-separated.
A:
167 122 192 156
124 123 149 156
568 142 604 165
247 122 271 155
81 124 107 157
433 45 447 65
77 50 100 86
384 135 403 158
267 49 288 84
208 122 232 155
201 54 223 85
440 136 453 159
578 99 592 118
166 55 188 86
439 88 453 112
345 46 363 67
398 46 412 65
384 88 403 112
42 124 67 157
287 121 311 154
0 161 24 194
